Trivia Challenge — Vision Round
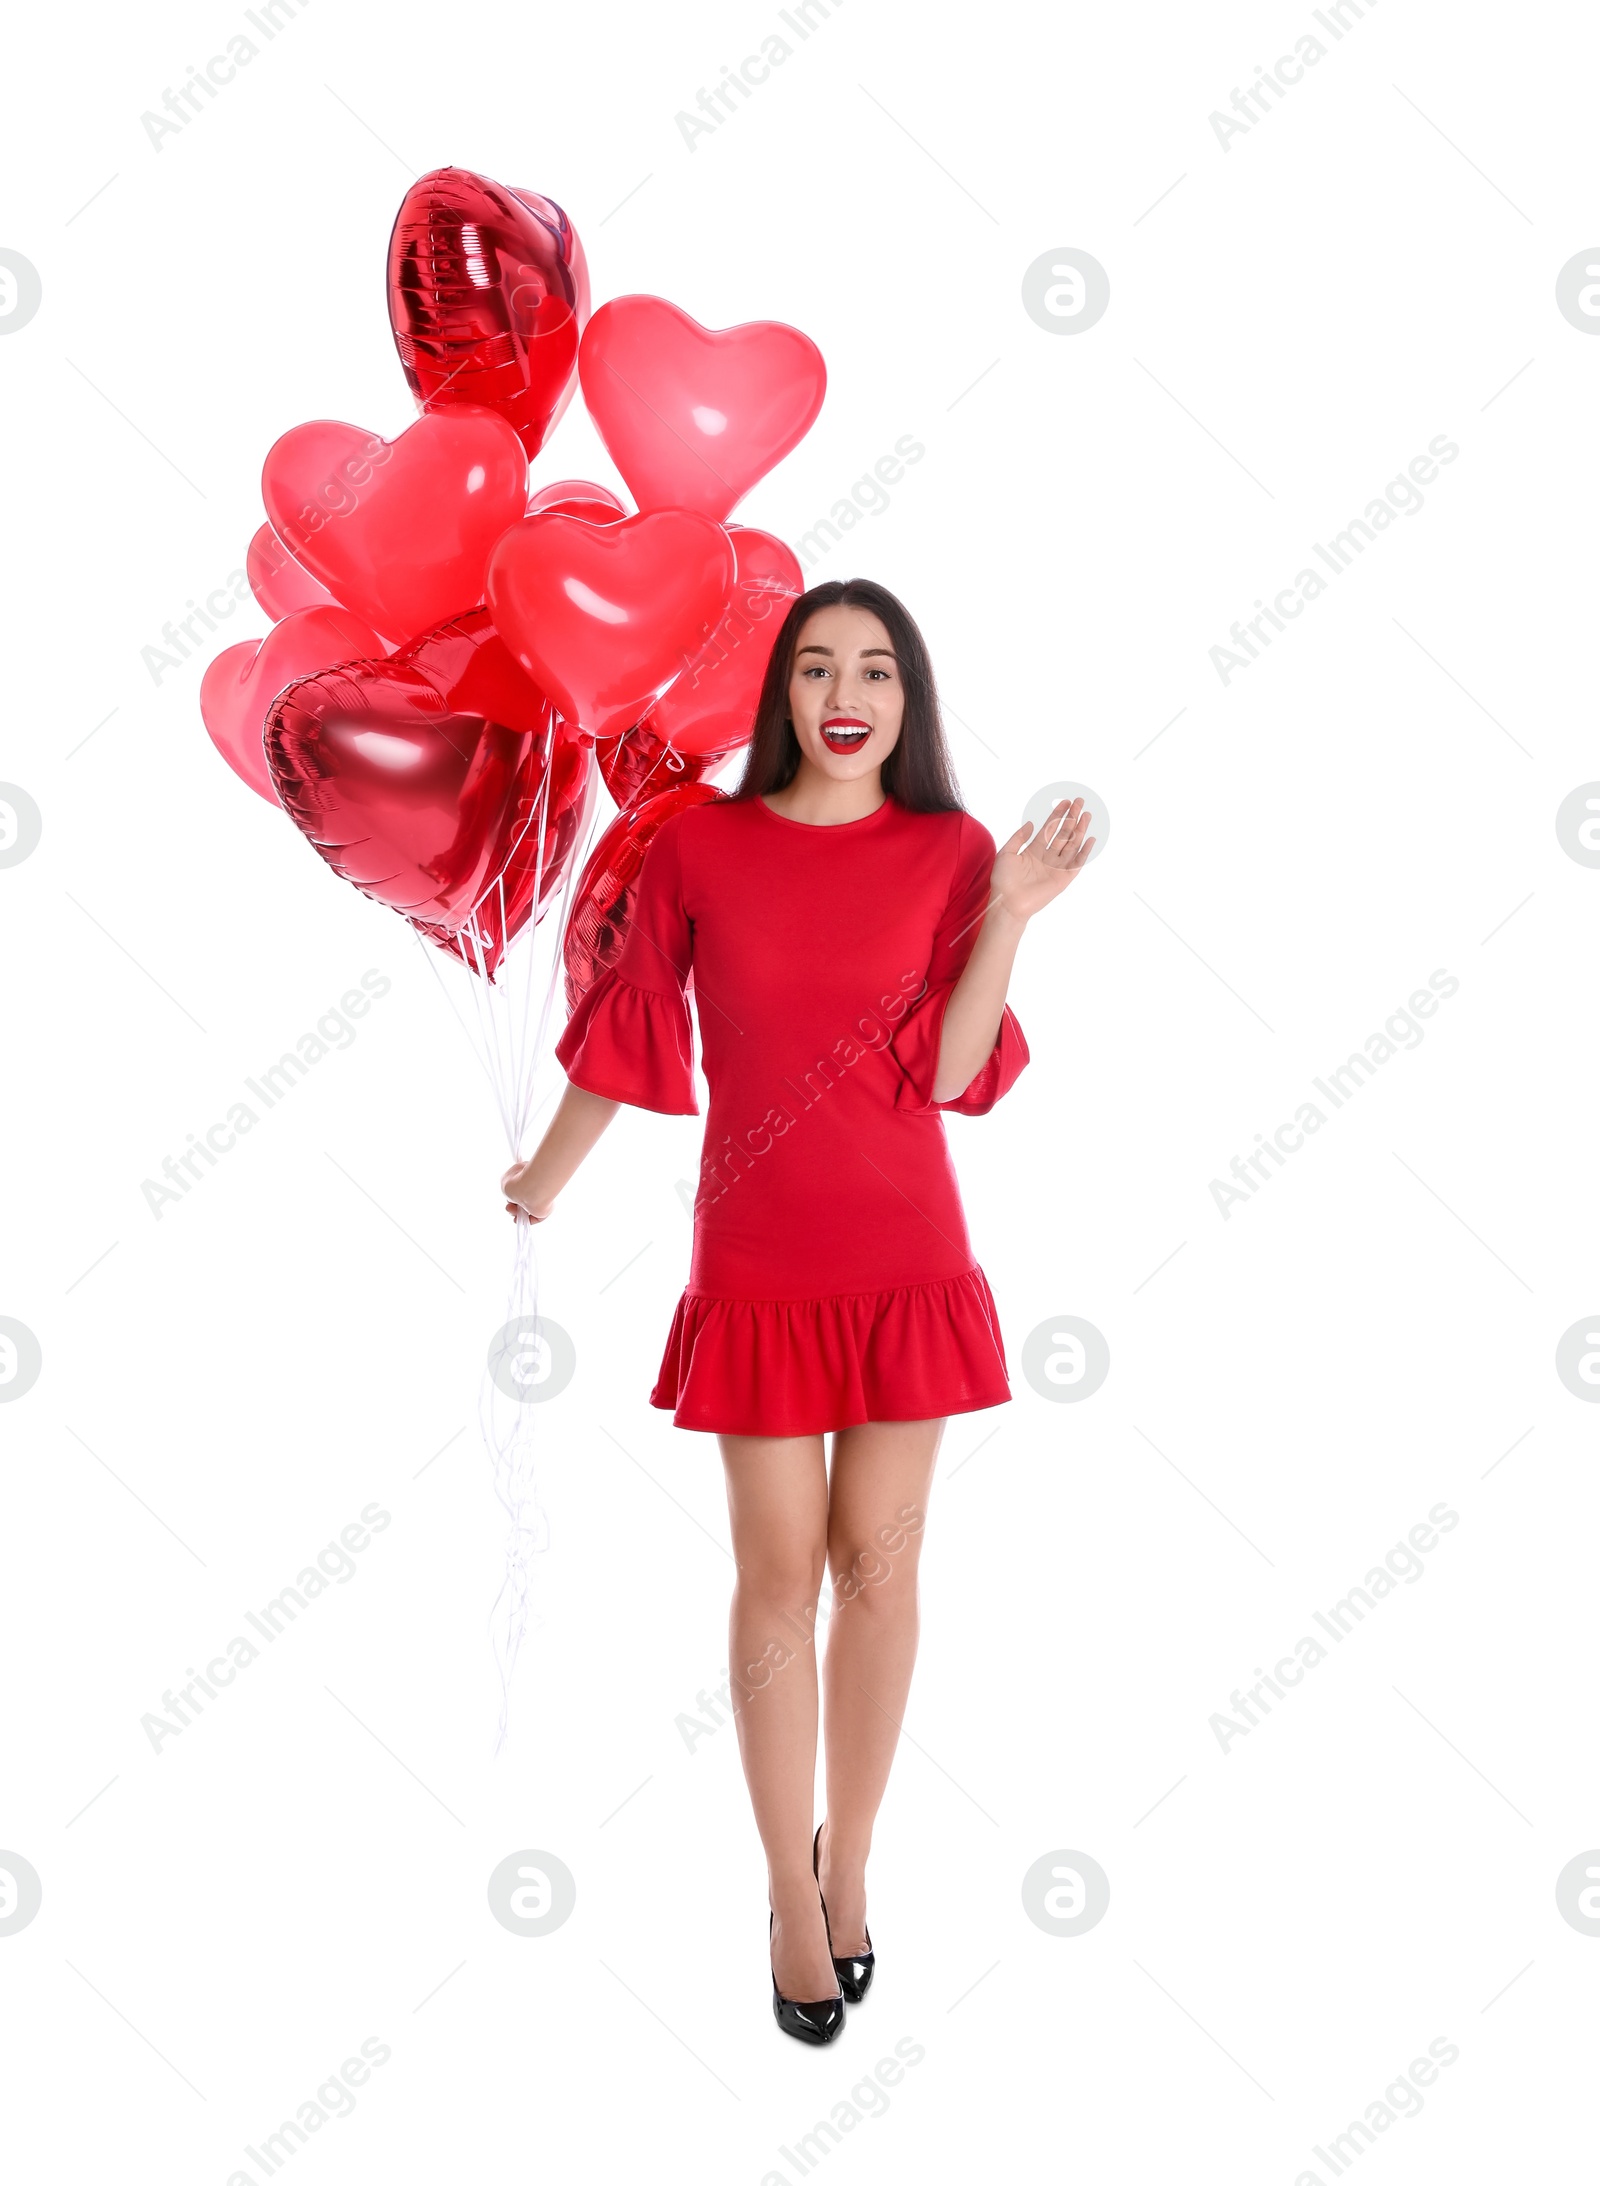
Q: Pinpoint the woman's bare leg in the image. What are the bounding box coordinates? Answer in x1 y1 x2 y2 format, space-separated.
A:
816 1416 945 1956
718 1431 838 2001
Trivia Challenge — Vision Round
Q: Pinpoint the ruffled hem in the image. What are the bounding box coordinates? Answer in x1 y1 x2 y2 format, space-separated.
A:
649 1267 1013 1434
889 985 1030 1114
554 966 698 1115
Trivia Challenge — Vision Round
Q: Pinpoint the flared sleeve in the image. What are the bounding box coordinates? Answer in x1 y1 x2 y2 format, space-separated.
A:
890 813 1029 1116
555 813 698 1115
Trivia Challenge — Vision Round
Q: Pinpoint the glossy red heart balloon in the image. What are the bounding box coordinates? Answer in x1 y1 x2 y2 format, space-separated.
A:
564 782 727 1009
397 607 594 975
387 167 590 460
642 525 803 758
527 477 626 524
431 725 597 980
486 509 736 739
579 296 825 521
403 604 556 737
595 719 713 810
264 634 538 932
261 409 529 650
200 606 385 804
246 523 339 620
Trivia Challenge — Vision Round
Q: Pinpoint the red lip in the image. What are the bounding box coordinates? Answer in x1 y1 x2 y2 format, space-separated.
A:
821 716 871 753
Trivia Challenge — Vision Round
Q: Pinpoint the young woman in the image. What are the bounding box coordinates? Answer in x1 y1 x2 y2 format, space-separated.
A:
501 578 1093 2044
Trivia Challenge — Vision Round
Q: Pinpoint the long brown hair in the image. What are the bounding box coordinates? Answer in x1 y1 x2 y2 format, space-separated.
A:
729 578 964 813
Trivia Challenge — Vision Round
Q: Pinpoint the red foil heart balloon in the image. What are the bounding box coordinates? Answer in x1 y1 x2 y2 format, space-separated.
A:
595 719 713 811
264 637 538 932
564 782 727 1010
403 604 556 737
371 607 594 979
579 296 825 521
246 523 339 621
387 168 589 461
527 477 626 524
431 725 597 980
486 509 736 739
641 524 803 758
200 606 386 804
260 409 529 650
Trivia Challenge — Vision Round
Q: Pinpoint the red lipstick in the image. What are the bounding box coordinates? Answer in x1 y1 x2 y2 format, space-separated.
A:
820 716 871 754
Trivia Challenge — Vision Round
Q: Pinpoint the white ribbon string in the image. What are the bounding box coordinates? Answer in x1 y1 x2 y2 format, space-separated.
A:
417 745 605 1754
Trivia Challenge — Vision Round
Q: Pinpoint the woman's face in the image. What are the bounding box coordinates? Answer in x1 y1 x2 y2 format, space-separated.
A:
785 604 905 781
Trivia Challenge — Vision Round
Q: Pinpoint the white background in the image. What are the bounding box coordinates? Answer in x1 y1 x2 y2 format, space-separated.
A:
2 0 1597 2179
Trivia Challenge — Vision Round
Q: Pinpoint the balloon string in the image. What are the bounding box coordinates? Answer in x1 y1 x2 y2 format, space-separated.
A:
415 740 608 1755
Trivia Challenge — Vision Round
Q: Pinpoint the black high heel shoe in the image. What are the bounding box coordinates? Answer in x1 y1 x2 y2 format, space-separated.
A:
770 1910 845 2045
813 1823 875 2004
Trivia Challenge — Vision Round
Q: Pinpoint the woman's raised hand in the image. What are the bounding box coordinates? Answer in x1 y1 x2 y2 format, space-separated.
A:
991 798 1095 925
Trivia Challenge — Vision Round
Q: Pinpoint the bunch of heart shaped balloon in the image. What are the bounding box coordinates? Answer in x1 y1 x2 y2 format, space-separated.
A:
199 164 823 987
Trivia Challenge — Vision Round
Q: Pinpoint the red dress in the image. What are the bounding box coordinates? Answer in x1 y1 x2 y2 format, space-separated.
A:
554 792 1029 1434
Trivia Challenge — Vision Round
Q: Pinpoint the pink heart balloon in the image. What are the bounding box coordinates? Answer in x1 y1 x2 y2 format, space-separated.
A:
578 295 826 521
246 523 339 621
200 606 386 803
260 409 529 649
486 509 735 739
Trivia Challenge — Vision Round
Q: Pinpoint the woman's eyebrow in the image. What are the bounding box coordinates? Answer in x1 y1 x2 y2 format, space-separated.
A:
860 649 896 659
796 644 834 657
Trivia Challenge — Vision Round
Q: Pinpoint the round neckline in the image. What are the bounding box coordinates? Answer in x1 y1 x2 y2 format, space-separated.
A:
755 792 898 834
